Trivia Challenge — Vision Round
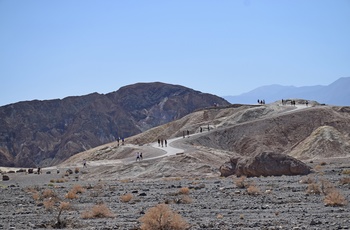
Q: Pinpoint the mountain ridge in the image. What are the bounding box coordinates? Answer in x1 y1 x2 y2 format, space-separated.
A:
223 77 350 106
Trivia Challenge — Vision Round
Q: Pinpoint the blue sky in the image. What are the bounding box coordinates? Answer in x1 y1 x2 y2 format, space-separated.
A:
0 0 349 106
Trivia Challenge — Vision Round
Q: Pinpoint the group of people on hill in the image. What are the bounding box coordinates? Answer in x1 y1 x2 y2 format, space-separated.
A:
136 152 143 161
157 138 167 147
282 99 298 106
117 137 125 146
257 99 265 105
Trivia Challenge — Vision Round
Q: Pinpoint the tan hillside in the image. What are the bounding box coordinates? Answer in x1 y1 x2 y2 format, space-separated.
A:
289 125 350 159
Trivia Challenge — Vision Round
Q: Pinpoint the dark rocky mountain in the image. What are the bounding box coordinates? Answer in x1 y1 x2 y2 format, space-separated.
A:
224 77 350 106
0 82 230 167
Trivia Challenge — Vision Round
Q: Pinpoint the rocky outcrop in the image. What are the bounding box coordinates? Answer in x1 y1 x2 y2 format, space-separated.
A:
0 82 230 167
220 151 311 177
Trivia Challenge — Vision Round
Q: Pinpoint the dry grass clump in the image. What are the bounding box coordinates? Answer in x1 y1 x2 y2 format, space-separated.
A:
65 190 78 199
247 184 261 196
342 169 350 175
43 198 56 211
176 195 193 204
179 187 190 195
139 203 189 230
42 189 57 198
306 183 321 195
320 179 335 195
324 189 348 207
235 176 247 188
32 191 40 200
120 193 133 203
300 175 315 184
72 184 85 194
81 203 114 219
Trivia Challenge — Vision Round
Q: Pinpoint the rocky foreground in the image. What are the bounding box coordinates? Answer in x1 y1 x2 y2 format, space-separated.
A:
1 157 350 230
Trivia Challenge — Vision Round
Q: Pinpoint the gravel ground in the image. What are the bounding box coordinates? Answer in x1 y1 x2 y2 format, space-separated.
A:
1 158 350 230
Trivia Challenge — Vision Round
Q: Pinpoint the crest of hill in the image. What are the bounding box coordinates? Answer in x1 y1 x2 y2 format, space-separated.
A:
0 82 229 168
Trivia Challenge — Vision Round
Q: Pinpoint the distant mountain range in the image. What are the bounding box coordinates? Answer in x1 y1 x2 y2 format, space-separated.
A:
223 77 350 106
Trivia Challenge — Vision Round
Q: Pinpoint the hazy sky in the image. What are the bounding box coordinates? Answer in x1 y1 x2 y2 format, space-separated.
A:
1 0 349 106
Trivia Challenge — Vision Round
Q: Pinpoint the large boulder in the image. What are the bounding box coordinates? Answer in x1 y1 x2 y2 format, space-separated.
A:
220 151 311 177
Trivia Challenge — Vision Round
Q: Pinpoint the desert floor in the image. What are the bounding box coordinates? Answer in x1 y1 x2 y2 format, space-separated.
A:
1 156 350 230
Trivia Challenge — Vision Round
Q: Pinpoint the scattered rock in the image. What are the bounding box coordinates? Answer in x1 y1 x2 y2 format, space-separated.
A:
2 175 10 181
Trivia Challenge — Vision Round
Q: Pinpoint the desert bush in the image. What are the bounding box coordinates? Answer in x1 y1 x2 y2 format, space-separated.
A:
65 190 78 199
300 175 315 184
342 169 350 175
306 183 321 195
247 184 260 196
42 189 56 198
320 161 327 166
235 176 247 188
324 189 348 207
339 177 350 185
72 184 85 194
174 195 192 204
216 214 223 219
81 203 114 219
74 167 80 174
43 198 56 211
179 187 190 195
139 203 189 230
32 191 40 200
56 178 66 183
120 193 133 203
320 179 335 195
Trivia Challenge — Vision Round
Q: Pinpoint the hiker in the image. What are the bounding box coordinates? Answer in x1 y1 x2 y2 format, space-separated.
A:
161 139 164 147
122 137 125 145
136 152 140 161
208 125 210 131
306 100 308 107
164 139 167 147
83 159 87 168
37 167 41 175
140 152 143 160
158 139 160 146
200 127 202 133
183 131 185 138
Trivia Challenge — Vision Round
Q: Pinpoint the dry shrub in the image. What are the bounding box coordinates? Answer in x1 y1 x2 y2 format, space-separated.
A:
342 169 350 175
74 167 80 174
56 178 66 183
65 190 78 199
247 184 260 195
216 214 223 219
300 176 315 184
180 195 192 204
43 198 56 211
139 203 189 230
120 193 133 203
314 165 323 172
50 179 56 183
59 201 71 211
306 183 321 195
32 191 40 200
339 177 350 185
320 161 327 166
81 203 114 219
72 184 85 194
179 187 190 195
324 189 348 207
42 189 56 198
235 176 247 188
320 179 335 195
